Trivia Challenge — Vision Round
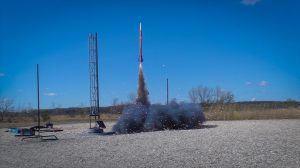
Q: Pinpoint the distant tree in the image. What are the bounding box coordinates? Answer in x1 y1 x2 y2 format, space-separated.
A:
128 93 136 104
189 86 234 105
110 98 119 113
198 86 214 104
285 98 298 108
77 103 87 117
112 98 119 106
286 98 296 102
188 86 214 105
30 110 38 122
0 98 14 121
188 88 199 103
214 87 234 103
24 103 38 122
221 91 234 103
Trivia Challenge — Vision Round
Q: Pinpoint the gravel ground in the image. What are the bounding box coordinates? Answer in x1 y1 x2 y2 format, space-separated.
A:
0 120 299 168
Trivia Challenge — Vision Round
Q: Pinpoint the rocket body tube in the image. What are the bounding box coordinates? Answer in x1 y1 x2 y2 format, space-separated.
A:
139 22 143 63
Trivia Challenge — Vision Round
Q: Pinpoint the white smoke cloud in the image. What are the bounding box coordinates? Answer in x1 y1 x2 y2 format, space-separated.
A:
241 0 261 6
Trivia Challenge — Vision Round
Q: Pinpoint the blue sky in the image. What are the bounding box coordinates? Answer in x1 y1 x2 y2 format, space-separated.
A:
1 0 299 110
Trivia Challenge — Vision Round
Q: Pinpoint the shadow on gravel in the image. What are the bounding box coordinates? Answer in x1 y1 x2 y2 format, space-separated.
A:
98 125 218 136
101 132 116 136
199 125 218 129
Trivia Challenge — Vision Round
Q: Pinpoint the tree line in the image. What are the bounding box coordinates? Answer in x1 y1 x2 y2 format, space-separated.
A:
189 86 234 105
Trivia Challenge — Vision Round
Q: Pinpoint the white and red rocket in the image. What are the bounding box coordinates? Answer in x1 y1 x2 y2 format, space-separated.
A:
139 22 143 63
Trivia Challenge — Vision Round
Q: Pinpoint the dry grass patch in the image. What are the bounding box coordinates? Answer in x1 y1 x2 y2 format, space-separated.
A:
205 107 300 121
0 113 120 129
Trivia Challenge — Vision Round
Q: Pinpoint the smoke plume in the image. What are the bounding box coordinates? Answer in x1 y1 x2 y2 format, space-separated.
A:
136 63 150 107
112 100 205 134
112 63 206 134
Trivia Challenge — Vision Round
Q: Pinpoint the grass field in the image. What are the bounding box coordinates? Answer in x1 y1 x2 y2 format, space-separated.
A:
1 106 300 129
0 113 120 129
205 107 300 120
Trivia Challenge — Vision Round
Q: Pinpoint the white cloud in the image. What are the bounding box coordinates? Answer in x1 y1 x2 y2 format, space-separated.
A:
44 92 58 96
0 73 5 77
245 81 252 85
241 0 261 6
251 98 256 101
259 80 268 87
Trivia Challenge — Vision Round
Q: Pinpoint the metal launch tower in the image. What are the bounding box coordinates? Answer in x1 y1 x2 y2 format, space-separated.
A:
88 32 100 128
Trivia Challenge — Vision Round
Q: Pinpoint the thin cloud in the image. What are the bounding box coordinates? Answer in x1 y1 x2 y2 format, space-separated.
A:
251 98 256 101
241 0 261 6
259 80 268 87
0 73 5 77
44 92 58 96
245 81 252 85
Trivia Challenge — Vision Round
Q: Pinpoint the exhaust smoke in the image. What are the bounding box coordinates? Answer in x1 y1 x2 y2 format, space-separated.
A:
136 63 150 107
112 64 205 134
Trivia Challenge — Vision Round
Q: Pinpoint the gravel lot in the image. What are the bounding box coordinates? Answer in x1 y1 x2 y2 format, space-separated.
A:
1 120 299 168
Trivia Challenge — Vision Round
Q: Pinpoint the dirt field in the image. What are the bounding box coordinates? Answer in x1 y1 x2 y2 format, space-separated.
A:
0 120 299 168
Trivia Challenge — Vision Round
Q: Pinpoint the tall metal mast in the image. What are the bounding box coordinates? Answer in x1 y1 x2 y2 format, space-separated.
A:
88 32 100 128
37 64 40 135
22 64 58 141
167 78 169 105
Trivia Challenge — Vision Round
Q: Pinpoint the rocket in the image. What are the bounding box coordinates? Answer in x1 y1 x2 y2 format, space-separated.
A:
139 22 143 63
